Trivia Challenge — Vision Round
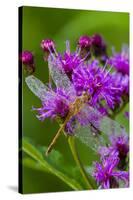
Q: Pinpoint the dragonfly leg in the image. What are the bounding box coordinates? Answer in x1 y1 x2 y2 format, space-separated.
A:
45 123 65 156
45 111 73 156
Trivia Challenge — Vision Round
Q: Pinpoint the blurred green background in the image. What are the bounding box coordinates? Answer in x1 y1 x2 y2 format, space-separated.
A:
22 6 129 194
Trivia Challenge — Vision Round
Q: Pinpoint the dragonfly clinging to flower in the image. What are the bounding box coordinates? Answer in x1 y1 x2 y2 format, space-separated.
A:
25 41 127 156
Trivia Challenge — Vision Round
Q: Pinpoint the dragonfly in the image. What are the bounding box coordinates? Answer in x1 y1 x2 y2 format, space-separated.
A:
25 51 127 156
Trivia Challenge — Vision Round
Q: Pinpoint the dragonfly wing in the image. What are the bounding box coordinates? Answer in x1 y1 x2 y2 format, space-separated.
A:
48 55 76 98
75 123 106 152
74 104 127 152
81 105 127 136
25 75 54 101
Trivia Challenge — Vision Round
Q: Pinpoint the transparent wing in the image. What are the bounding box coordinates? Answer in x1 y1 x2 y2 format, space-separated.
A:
81 105 126 136
75 123 106 152
48 55 76 98
25 75 55 101
74 105 127 152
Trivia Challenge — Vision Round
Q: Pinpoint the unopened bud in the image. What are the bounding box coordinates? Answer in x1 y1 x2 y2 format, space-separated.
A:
41 39 55 52
20 51 35 74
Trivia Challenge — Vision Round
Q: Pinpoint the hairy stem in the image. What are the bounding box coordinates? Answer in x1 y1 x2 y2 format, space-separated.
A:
68 136 94 189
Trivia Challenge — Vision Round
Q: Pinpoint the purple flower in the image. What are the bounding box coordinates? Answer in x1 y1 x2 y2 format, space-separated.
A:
33 86 78 135
109 45 129 75
49 41 84 79
91 34 107 57
41 39 55 52
99 133 129 170
77 35 92 60
112 72 129 97
21 51 34 65
59 52 82 78
20 51 35 73
98 106 108 115
110 134 129 157
41 39 56 61
110 133 129 170
78 35 92 49
72 61 121 109
33 88 70 121
92 34 104 47
93 150 129 189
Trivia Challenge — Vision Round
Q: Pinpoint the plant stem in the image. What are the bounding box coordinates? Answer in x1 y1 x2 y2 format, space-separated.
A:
68 136 94 190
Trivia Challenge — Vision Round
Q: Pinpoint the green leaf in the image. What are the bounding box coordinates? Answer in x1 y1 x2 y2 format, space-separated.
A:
22 138 83 190
23 157 49 173
22 138 43 161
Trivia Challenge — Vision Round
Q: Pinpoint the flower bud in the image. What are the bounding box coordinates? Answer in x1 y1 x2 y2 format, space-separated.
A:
41 39 55 52
20 51 35 74
21 51 34 65
78 35 92 49
78 35 92 59
92 34 107 57
92 34 103 47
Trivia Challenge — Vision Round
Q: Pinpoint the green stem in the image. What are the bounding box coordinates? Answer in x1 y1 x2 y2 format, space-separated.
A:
68 136 94 190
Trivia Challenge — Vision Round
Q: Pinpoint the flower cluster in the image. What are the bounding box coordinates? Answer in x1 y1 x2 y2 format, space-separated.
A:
108 45 129 109
78 34 108 62
39 37 128 115
22 35 129 117
72 60 121 109
33 88 70 121
93 150 129 189
53 48 83 79
93 132 129 188
22 35 129 131
24 34 129 189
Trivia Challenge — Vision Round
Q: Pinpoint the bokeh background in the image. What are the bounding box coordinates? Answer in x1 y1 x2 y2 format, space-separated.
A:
22 6 129 194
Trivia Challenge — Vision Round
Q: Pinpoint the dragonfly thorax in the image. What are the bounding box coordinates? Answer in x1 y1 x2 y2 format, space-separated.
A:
81 91 90 103
69 92 90 116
